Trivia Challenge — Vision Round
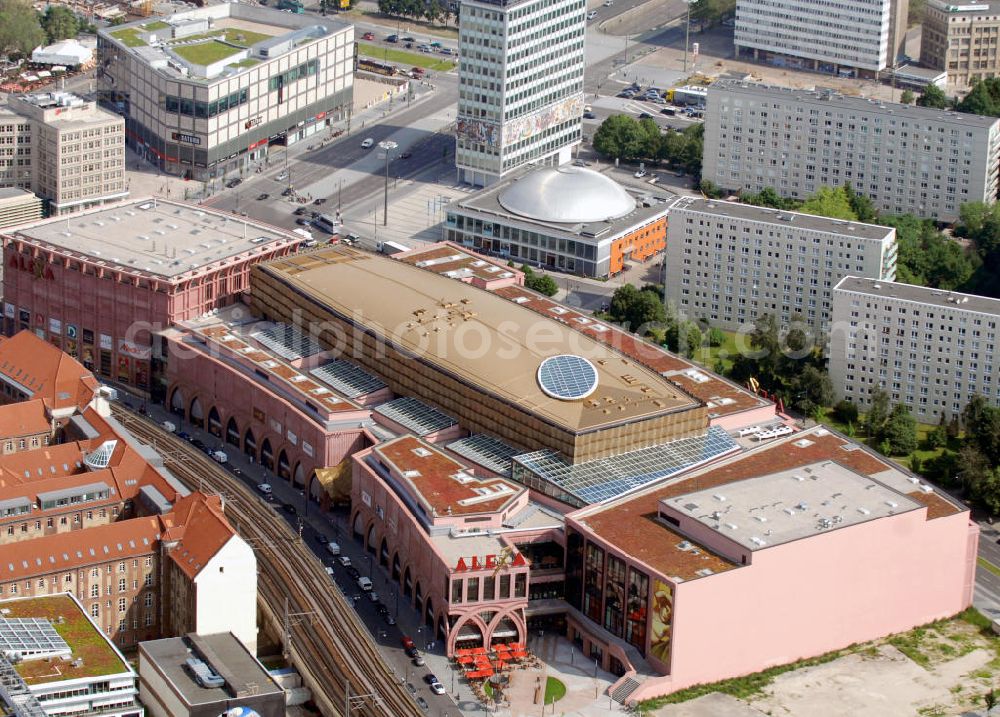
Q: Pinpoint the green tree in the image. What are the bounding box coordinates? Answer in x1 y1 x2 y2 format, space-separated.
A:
963 394 1000 463
832 399 859 425
525 273 558 297
593 114 645 160
40 5 78 43
843 183 877 222
788 364 833 414
424 0 442 23
917 83 951 109
955 78 1000 116
899 89 915 105
699 179 724 199
883 404 918 455
866 389 891 438
0 0 44 59
879 214 978 290
607 284 667 333
738 186 798 210
797 186 858 220
926 425 948 450
707 326 726 347
690 0 736 29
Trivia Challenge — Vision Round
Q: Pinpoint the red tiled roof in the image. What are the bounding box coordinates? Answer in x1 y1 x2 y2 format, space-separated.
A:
0 442 88 483
374 436 522 517
0 516 160 583
162 493 236 578
491 286 768 417
0 332 98 412
396 242 525 284
579 429 964 582
0 400 50 438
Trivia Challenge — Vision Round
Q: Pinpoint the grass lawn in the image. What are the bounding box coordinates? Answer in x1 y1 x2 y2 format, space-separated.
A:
356 42 455 71
688 328 742 374
143 20 170 30
221 28 273 45
544 677 566 704
172 40 243 65
111 28 147 47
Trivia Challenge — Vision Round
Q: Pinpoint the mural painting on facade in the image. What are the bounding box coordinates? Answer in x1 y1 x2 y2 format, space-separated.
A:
649 579 674 665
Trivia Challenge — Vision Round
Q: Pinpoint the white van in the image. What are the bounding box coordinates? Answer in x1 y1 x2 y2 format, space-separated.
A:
326 542 341 557
361 138 374 148
212 451 228 464
357 576 373 591
162 420 177 433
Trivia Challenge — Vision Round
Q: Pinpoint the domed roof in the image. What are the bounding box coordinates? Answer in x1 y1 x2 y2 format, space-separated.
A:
498 166 635 224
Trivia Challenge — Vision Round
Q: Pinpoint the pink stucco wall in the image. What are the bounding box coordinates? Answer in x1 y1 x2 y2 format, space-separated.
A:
165 336 369 487
708 404 779 432
630 508 978 701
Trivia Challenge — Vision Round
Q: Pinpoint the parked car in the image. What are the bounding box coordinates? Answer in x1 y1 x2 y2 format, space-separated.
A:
338 555 352 567
257 193 269 200
402 36 416 42
423 674 438 685
638 112 654 120
225 178 242 188
583 111 596 119
417 44 431 52
410 66 425 76
345 565 360 580
400 150 413 159
281 503 297 515
587 9 597 18
313 197 327 205
257 483 273 496
383 613 397 625
357 576 373 591
315 533 328 545
429 681 446 696
429 41 442 48
386 34 399 42
441 47 454 55
191 438 207 451
603 0 613 6
362 32 375 40
294 206 308 215
276 170 288 181
634 168 647 178
376 603 389 615
325 541 341 556
412 654 425 666
416 697 428 710
367 591 380 603
361 138 374 148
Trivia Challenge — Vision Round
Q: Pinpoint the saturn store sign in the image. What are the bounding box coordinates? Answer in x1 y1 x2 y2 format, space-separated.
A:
245 116 262 130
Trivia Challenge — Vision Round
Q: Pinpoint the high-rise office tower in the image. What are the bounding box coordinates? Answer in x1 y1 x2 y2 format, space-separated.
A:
455 0 586 187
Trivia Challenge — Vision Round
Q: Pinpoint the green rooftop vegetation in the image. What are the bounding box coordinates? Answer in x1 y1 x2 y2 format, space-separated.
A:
143 20 170 31
6 596 127 686
111 27 147 47
356 42 455 71
221 28 273 45
171 40 243 65
232 58 260 68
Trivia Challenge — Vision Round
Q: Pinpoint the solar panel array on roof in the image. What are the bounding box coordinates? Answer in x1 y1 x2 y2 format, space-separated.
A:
447 434 520 476
0 618 70 659
512 426 740 506
250 324 322 361
310 359 386 399
374 397 457 436
537 355 599 400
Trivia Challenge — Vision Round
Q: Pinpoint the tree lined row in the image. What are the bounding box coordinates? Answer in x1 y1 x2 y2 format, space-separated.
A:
376 0 454 25
592 115 704 177
0 1 90 60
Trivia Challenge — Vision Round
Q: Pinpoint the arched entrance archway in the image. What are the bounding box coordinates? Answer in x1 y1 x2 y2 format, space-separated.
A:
379 538 389 568
207 407 222 438
352 512 364 540
403 567 413 599
451 619 484 651
226 417 240 447
436 616 447 642
260 439 274 471
169 388 185 418
415 582 423 610
244 428 257 459
189 397 204 428
491 616 520 647
277 449 290 481
293 463 305 490
391 554 401 581
366 524 377 554
424 597 434 628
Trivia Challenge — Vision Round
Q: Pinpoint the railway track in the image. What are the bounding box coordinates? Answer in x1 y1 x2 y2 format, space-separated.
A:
113 408 421 717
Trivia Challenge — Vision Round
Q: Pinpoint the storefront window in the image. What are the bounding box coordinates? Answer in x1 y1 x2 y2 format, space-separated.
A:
582 543 604 624
625 568 649 654
466 577 479 603
603 555 626 637
565 529 584 610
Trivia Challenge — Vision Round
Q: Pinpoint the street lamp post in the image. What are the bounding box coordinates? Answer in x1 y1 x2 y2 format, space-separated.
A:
378 140 397 226
683 1 696 73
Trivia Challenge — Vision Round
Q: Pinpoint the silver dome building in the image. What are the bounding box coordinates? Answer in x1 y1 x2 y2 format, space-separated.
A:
443 165 676 279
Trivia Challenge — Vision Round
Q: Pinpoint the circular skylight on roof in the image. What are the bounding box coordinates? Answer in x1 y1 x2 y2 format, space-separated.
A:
537 355 599 401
